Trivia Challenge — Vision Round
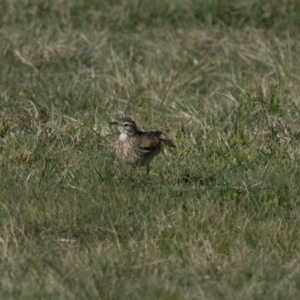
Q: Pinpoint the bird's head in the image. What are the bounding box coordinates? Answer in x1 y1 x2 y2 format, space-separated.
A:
110 117 137 135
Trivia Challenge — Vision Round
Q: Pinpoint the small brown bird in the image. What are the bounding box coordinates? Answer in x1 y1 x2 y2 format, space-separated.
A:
110 117 175 174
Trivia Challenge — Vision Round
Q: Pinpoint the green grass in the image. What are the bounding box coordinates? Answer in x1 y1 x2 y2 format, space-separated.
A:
1 0 300 298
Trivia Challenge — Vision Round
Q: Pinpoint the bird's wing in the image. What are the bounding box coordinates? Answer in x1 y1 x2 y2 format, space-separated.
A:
149 131 162 137
138 133 160 154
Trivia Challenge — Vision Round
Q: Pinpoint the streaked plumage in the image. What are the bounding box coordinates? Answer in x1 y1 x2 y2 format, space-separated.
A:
110 117 175 174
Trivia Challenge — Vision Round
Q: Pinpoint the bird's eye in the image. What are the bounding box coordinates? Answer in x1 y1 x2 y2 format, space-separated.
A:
124 123 129 127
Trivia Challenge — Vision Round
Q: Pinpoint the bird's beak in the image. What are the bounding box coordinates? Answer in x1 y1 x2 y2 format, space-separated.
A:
109 121 118 125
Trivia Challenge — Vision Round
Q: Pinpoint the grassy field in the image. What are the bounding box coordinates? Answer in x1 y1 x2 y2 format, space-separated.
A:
1 0 300 298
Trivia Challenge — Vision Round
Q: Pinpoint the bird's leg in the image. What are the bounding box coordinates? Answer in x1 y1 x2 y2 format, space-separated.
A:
146 164 150 175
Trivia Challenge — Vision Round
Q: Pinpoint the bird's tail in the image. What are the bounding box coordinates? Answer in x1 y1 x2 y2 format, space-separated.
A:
160 138 175 147
149 131 175 147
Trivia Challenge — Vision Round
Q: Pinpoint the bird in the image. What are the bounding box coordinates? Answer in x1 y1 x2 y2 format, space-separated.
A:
110 117 175 174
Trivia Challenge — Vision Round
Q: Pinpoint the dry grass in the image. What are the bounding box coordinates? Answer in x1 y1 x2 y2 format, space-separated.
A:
1 0 300 299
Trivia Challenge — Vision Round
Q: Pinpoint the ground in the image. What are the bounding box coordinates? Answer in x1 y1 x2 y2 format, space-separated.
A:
1 0 300 299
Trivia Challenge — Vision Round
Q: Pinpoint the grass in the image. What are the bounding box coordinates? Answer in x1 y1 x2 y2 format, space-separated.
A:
1 0 300 298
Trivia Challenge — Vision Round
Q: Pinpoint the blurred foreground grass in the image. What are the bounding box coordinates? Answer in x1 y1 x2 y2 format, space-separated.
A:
1 0 300 299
